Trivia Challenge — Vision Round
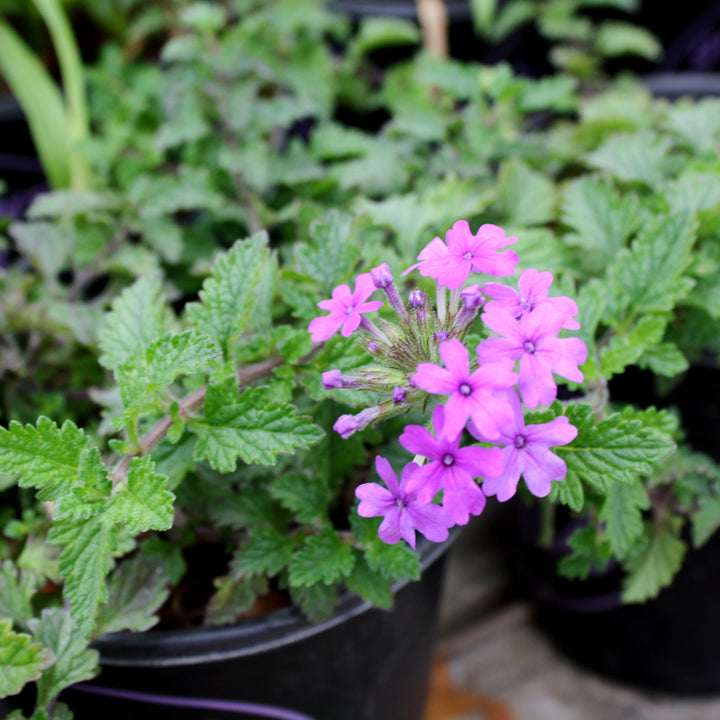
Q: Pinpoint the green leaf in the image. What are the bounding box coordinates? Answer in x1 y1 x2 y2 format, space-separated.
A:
496 159 556 227
206 575 268 627
187 233 270 355
192 379 324 472
98 273 171 371
101 456 174 534
547 472 585 512
345 553 393 609
0 21 71 189
599 478 649 559
289 527 355 586
270 472 330 524
293 211 359 294
605 211 697 323
594 22 661 60
622 519 686 603
28 608 98 708
116 330 219 410
349 16 419 58
587 131 671 186
558 525 611 580
128 169 223 217
692 496 720 549
0 619 54 698
637 343 689 377
230 526 297 579
561 177 640 269
0 562 39 625
599 314 667 378
0 418 92 503
48 517 113 634
94 555 170 637
666 99 720 154
558 404 675 491
290 581 339 623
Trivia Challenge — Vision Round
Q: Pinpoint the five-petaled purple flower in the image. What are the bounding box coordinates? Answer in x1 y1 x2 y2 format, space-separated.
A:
308 273 384 342
402 220 519 289
478 303 587 408
355 456 454 549
413 338 517 440
469 390 578 501
482 268 580 330
400 406 504 525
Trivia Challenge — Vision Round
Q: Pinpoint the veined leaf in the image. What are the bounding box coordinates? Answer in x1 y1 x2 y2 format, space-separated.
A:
28 608 98 708
558 404 675 490
599 478 649 559
98 273 171 371
100 456 174 534
587 130 671 186
0 619 54 698
230 526 298 579
622 518 686 603
116 330 219 410
288 527 355 586
192 378 324 472
0 562 39 625
187 233 270 356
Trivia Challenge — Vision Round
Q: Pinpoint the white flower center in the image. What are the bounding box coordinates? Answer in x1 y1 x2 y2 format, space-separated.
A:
459 382 472 397
443 454 455 466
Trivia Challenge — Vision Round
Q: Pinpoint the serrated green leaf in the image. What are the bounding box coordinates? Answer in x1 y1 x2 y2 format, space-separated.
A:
98 273 171 371
101 456 174 534
666 99 720 154
692 497 720 548
205 575 268 627
0 619 54 698
558 405 675 490
345 553 393 609
548 472 585 511
558 525 611 580
186 233 270 355
351 513 421 581
665 171 720 214
599 479 649 559
230 526 297 579
116 330 219 410
192 379 324 472
28 608 98 708
293 211 359 294
605 211 697 323
270 472 330 524
600 314 667 378
587 131 671 186
622 519 686 603
561 177 640 269
48 517 112 634
637 343 689 377
208 487 277 529
0 418 90 503
128 169 223 217
0 562 39 625
289 527 355 586
94 555 170 637
290 581 339 623
496 159 556 227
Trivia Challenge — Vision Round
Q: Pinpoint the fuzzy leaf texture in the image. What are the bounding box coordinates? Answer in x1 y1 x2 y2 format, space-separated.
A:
98 273 171 371
0 418 97 506
0 561 39 625
116 330 219 411
599 478 650 559
27 608 99 709
100 456 174 534
186 233 270 356
230 526 298 579
192 379 324 473
556 404 675 494
288 527 355 587
0 620 54 698
47 516 114 635
604 211 697 327
270 472 330 524
93 555 170 637
622 518 686 603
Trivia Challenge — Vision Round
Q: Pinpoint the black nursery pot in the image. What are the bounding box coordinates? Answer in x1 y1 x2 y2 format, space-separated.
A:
510 361 720 695
59 531 457 720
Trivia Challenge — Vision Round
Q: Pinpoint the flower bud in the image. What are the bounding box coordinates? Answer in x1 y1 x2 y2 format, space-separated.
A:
461 284 484 311
322 370 344 389
408 289 425 309
333 414 359 439
370 263 394 289
392 386 407 404
435 331 449 343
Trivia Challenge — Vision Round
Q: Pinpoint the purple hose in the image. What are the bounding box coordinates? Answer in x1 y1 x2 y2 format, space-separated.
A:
71 683 321 720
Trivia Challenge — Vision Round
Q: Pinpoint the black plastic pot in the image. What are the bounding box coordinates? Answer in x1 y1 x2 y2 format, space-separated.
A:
54 530 458 720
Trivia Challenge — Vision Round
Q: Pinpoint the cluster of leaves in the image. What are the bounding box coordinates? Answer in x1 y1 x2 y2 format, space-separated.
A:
1 0 720 717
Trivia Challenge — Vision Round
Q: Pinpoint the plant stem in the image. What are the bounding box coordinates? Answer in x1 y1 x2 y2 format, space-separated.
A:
109 355 288 485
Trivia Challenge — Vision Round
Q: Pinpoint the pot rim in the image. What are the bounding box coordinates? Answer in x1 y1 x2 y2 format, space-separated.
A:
94 526 461 667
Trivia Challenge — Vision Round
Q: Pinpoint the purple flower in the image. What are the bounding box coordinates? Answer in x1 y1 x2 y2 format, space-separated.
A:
370 263 393 289
413 338 517 440
402 220 519 289
408 289 425 309
469 391 578 501
355 456 454 549
400 406 503 525
392 386 407 404
333 407 380 439
308 273 384 342
483 269 580 330
478 304 587 408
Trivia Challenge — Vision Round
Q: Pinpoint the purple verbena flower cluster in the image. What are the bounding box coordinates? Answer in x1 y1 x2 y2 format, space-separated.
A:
308 220 588 549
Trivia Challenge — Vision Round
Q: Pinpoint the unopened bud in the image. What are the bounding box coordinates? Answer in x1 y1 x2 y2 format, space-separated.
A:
392 386 407 404
370 263 394 289
408 289 425 309
322 370 344 389
461 284 484 311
